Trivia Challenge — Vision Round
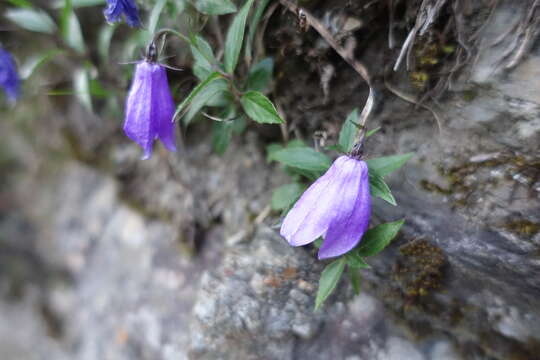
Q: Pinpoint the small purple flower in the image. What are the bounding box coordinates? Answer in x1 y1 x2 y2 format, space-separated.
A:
124 61 176 159
104 0 141 27
0 47 20 103
280 155 371 259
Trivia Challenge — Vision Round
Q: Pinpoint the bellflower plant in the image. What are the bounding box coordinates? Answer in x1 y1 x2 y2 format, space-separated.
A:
0 47 20 103
281 155 371 259
123 42 176 159
104 0 141 27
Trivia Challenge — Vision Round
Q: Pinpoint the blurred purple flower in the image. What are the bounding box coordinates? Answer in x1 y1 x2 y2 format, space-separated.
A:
0 47 20 103
124 61 176 159
280 155 371 259
104 0 141 27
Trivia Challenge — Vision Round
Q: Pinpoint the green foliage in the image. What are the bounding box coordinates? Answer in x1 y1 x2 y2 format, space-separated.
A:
223 0 255 73
20 50 64 79
247 58 273 92
73 67 92 112
212 121 233 155
62 0 86 54
367 153 414 177
148 0 168 34
338 108 359 153
5 7 57 34
369 172 397 206
245 0 270 64
345 252 370 269
97 24 116 62
271 147 331 173
315 258 346 310
173 72 224 121
183 79 230 125
271 183 305 211
240 90 283 124
356 219 405 257
348 269 361 295
195 0 237 15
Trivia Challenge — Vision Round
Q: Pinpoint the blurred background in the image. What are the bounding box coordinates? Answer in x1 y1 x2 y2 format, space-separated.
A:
1 0 539 359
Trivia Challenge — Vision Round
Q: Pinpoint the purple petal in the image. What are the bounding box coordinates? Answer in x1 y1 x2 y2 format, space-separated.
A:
152 66 176 153
0 47 20 103
104 0 141 27
318 159 371 259
280 156 350 246
124 62 156 159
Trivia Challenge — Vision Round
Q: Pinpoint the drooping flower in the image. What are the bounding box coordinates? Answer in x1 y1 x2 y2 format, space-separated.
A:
280 155 371 259
124 60 176 159
0 47 20 103
104 0 141 27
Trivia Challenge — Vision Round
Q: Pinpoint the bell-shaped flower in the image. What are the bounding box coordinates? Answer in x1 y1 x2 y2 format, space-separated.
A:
0 47 20 103
280 155 371 259
124 61 177 159
104 0 141 27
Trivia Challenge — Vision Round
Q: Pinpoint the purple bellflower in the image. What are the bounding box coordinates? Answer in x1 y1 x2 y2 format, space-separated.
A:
104 0 141 27
123 43 176 159
280 155 371 259
0 47 20 103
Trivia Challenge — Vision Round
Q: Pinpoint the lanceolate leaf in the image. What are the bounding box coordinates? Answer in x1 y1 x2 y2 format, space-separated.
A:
348 268 361 295
148 0 167 34
345 252 370 269
195 0 237 15
240 90 283 124
173 72 223 121
366 153 414 177
245 0 270 64
369 172 397 206
271 183 305 211
356 219 405 257
338 108 359 153
5 8 56 34
315 257 346 310
223 0 255 73
62 0 86 54
182 79 230 125
271 147 331 173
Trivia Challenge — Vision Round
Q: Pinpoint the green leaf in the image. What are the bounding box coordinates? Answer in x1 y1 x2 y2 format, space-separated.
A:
212 121 233 155
6 0 32 7
173 72 224 120
366 126 381 137
356 219 405 257
338 108 359 153
73 68 92 112
271 147 331 173
53 0 105 7
367 153 414 177
62 0 86 54
244 0 270 64
345 252 370 269
19 50 63 79
190 35 218 80
240 90 283 124
5 8 56 34
148 0 168 34
182 79 230 125
315 258 346 310
97 24 116 62
195 0 237 15
313 238 323 248
348 268 361 295
271 183 305 211
223 0 255 73
247 57 273 92
369 172 397 206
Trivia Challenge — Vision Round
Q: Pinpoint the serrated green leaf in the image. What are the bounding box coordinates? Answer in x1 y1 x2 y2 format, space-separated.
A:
240 90 283 124
212 120 233 155
223 0 255 73
271 183 305 211
247 57 273 92
345 252 370 269
5 8 56 34
369 172 397 206
348 268 361 295
148 0 167 34
244 0 270 64
97 24 116 62
190 35 218 80
62 1 86 54
315 258 346 310
367 153 414 177
20 50 63 79
271 147 331 173
338 108 359 153
195 0 237 15
356 219 405 257
173 72 224 120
